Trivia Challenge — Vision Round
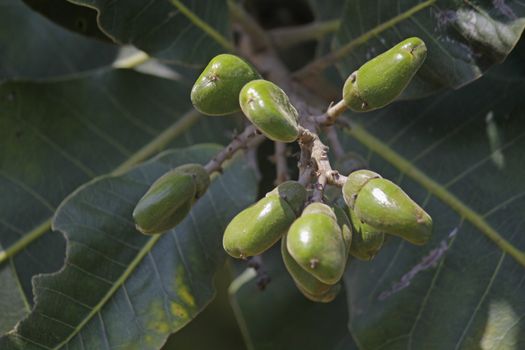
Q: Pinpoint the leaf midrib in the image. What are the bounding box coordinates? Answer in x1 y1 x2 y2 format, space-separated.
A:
52 234 161 349
293 0 437 78
0 109 202 266
348 123 525 268
169 0 234 51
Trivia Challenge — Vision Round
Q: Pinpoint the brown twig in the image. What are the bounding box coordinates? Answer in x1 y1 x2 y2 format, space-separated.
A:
299 128 348 192
204 125 264 174
297 138 313 186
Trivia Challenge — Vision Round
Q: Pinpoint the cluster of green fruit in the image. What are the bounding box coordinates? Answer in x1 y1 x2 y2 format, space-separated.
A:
131 37 431 302
223 170 432 302
191 53 300 142
189 36 427 142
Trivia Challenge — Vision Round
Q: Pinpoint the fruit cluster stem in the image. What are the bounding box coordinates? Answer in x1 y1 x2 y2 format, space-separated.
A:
299 128 348 194
227 1 352 194
204 125 263 174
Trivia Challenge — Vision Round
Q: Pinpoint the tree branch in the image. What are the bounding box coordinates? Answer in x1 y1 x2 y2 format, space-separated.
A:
204 125 264 174
228 1 350 196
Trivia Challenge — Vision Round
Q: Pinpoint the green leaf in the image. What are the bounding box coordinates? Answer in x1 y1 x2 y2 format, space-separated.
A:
229 247 356 350
340 51 525 349
0 0 117 81
22 0 113 42
0 69 240 334
67 0 233 65
298 0 525 99
0 144 258 349
0 266 28 335
307 0 344 21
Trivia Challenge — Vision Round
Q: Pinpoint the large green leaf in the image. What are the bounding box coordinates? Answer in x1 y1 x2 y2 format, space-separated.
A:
22 0 112 42
0 0 117 81
229 246 356 350
0 69 240 334
340 52 525 349
303 0 525 98
67 0 233 66
0 144 258 349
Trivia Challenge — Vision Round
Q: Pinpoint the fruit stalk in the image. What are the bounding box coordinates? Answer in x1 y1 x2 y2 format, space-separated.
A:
299 128 348 188
204 125 264 174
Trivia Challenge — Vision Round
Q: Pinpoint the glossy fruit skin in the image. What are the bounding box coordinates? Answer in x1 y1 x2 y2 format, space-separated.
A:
286 203 347 284
348 208 385 261
281 235 339 302
175 164 211 198
191 54 260 116
354 178 432 245
343 37 427 112
266 181 308 215
333 206 353 252
342 169 381 209
133 165 207 235
296 281 341 303
239 79 300 142
223 181 307 258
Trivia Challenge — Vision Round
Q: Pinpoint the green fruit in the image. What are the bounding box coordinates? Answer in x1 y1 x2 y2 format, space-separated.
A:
223 181 307 258
266 181 308 215
133 170 196 235
296 281 341 303
281 235 338 302
239 79 300 142
333 206 352 252
342 169 381 209
354 178 432 245
191 54 260 116
348 209 384 261
302 202 337 220
286 203 347 284
343 37 427 112
175 163 210 198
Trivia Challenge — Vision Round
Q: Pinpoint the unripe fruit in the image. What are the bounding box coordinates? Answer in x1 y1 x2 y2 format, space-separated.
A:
175 163 211 198
133 164 210 235
343 37 427 112
191 54 260 116
281 236 338 302
343 170 382 209
302 202 337 220
287 203 347 284
296 281 341 303
343 170 432 246
223 181 307 258
354 178 432 245
348 209 385 261
266 180 307 215
239 79 300 142
333 206 352 253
